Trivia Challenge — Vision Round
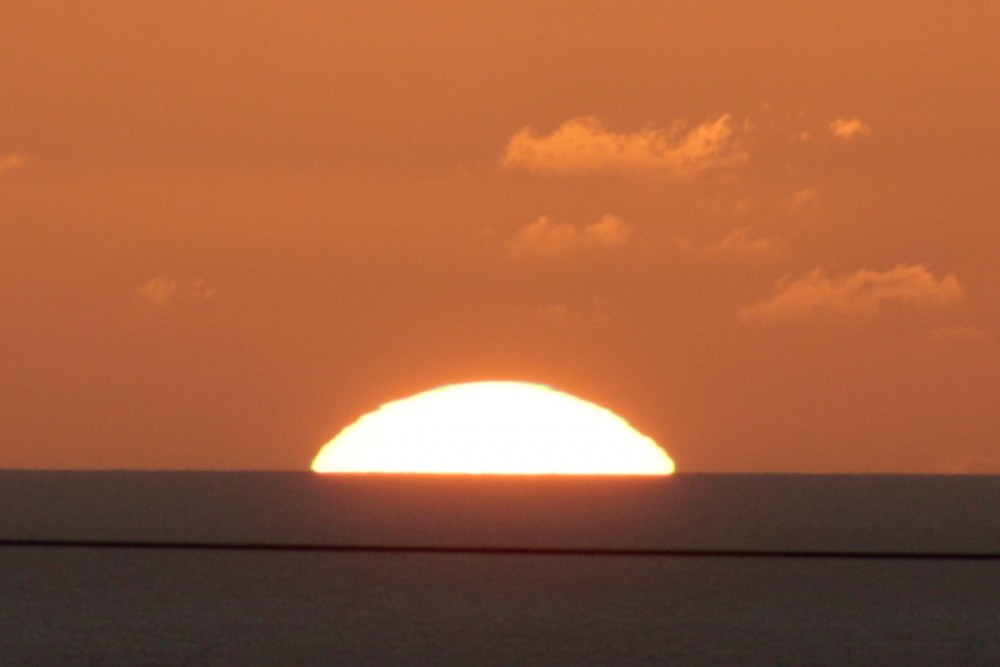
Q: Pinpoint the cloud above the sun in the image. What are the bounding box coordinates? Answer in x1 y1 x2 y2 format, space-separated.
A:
738 264 962 324
509 214 631 259
501 114 747 176
137 277 219 306
0 154 28 175
829 117 872 141
677 227 785 260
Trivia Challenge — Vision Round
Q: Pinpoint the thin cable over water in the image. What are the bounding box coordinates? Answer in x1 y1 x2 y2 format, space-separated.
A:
2 538 999 561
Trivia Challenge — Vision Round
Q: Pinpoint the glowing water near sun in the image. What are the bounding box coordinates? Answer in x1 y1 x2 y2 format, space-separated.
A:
311 381 674 475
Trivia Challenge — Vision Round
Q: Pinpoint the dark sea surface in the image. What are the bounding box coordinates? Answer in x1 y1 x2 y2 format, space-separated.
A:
2 472 999 665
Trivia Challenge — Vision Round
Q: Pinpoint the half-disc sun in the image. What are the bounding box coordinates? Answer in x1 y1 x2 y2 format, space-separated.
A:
311 381 674 475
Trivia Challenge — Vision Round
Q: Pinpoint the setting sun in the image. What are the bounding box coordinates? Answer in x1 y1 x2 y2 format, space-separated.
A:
311 382 674 475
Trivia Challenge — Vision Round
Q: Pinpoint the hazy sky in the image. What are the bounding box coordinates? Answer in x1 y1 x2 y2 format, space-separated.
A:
2 2 998 472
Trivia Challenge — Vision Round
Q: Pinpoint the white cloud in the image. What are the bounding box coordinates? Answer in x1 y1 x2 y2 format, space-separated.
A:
137 277 219 306
0 154 28 174
501 114 747 176
509 214 631 259
677 227 784 259
738 264 962 325
829 117 871 141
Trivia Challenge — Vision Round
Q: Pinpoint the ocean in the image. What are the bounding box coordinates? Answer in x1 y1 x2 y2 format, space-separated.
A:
2 472 998 665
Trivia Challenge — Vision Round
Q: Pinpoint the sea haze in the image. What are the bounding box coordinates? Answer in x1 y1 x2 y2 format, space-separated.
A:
1 472 999 665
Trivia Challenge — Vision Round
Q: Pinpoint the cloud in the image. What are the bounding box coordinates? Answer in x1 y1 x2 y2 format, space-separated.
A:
137 277 219 306
501 114 747 176
780 187 824 218
677 227 785 259
537 303 579 325
509 214 631 259
738 264 962 325
0 154 28 174
788 186 821 208
829 117 871 141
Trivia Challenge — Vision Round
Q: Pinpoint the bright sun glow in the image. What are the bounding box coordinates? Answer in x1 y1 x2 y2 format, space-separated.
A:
311 381 674 475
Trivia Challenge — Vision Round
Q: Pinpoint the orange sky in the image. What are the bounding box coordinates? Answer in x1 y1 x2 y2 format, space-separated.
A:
2 2 998 472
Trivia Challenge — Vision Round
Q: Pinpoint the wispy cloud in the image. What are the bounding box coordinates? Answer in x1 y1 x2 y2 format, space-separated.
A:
777 187 825 219
738 264 962 324
137 277 219 306
829 117 871 141
0 154 28 174
787 186 821 209
929 325 992 343
509 214 631 259
677 227 785 259
537 303 579 325
501 114 747 176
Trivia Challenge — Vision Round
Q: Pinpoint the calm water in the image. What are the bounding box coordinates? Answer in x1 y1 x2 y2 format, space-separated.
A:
4 471 1000 553
1 472 999 664
3 546 1000 666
